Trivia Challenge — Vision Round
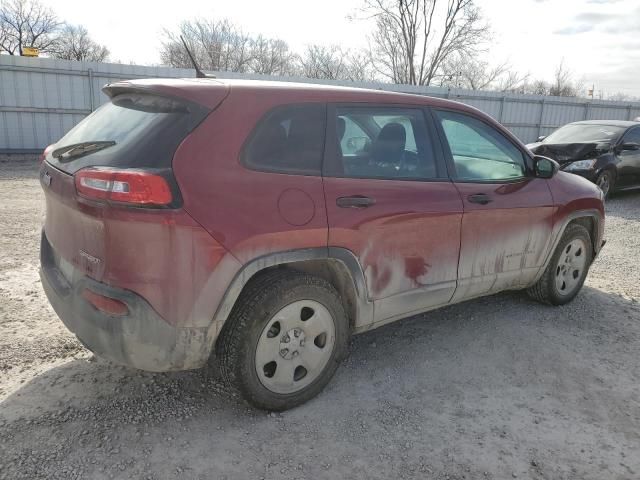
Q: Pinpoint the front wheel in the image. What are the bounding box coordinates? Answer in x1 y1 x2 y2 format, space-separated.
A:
596 170 615 199
527 224 593 305
216 270 349 411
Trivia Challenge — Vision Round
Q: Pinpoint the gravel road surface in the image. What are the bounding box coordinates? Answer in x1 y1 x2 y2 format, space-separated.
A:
1 156 639 480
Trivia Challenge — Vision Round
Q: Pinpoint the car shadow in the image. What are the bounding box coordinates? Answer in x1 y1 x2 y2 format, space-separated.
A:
2 285 639 479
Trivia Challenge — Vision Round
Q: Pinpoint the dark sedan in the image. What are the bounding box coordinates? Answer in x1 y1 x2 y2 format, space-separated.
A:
527 120 640 198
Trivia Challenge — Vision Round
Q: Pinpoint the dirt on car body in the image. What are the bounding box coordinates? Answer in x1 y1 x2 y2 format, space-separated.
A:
1 157 640 479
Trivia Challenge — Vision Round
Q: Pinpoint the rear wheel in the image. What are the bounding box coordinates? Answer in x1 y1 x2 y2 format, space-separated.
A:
528 224 592 305
216 270 349 411
596 170 615 199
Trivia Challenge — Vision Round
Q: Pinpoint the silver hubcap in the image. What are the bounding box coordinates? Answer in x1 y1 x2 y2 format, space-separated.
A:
597 174 610 196
555 238 588 296
255 300 335 395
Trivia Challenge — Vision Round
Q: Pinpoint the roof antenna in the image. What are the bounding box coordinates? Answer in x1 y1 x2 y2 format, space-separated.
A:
180 35 215 79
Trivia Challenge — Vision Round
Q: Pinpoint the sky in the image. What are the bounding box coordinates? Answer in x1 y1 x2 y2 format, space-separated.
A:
43 0 640 97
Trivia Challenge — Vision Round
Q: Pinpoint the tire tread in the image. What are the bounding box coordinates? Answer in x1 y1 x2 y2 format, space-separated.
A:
216 268 348 410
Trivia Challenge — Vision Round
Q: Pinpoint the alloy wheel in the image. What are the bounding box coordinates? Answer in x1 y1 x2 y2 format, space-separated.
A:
597 172 611 197
554 238 588 296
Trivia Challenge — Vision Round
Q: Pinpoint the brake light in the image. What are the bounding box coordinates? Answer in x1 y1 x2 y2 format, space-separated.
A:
40 144 54 162
74 168 172 206
82 289 129 317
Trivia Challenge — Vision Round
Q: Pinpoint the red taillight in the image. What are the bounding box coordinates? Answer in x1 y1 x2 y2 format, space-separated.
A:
74 168 172 206
40 144 54 163
82 289 129 317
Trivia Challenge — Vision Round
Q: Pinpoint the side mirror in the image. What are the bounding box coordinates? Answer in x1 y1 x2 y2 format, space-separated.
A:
537 135 547 142
617 142 640 152
533 155 559 179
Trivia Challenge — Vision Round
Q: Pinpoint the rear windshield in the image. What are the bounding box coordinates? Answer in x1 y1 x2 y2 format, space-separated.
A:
543 124 625 144
46 92 209 174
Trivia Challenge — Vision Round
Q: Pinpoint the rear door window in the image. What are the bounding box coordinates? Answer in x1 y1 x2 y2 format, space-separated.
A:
339 116 368 156
373 115 418 152
329 106 441 180
242 104 327 175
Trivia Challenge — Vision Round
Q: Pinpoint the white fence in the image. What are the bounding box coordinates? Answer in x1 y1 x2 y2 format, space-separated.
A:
1 55 640 152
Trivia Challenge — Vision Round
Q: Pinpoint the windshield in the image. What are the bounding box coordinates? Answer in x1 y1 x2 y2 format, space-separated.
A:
543 124 625 144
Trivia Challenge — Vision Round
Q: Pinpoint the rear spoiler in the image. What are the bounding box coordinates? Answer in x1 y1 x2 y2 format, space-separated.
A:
103 79 229 110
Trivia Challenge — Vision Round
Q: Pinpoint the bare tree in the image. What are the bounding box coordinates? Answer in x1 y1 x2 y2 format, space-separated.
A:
163 18 376 80
0 0 60 55
463 61 509 90
523 79 551 96
297 45 375 81
161 19 254 73
496 69 530 93
0 18 8 50
438 55 529 92
50 24 108 62
343 50 375 81
365 0 489 86
159 31 192 69
298 45 348 80
439 56 504 90
517 62 587 98
607 92 640 102
250 36 295 76
549 59 581 97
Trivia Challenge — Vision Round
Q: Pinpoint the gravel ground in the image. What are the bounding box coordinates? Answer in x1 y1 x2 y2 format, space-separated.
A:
1 156 639 480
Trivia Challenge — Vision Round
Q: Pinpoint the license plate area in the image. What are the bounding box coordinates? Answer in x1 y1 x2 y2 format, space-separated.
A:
50 246 75 284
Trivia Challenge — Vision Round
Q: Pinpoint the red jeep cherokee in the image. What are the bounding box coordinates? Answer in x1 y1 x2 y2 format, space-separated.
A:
40 79 605 410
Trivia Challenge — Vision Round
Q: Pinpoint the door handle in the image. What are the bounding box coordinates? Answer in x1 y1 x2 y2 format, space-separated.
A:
336 195 376 208
467 193 492 205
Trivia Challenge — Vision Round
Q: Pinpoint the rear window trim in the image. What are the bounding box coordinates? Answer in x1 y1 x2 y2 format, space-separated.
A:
240 103 328 177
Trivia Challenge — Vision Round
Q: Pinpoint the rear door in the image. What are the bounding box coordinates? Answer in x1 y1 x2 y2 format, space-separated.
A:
616 126 640 187
323 104 463 327
432 109 554 300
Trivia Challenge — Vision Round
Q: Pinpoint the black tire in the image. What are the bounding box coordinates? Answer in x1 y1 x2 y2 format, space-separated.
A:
216 269 349 411
527 224 593 305
596 169 615 199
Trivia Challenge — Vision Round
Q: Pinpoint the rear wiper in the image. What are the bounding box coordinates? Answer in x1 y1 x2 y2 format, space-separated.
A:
52 141 116 160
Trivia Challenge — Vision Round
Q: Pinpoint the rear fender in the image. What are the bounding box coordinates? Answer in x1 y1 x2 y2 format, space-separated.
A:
212 247 373 332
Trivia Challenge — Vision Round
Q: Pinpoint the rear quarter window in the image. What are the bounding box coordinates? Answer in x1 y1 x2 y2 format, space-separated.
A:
242 104 327 175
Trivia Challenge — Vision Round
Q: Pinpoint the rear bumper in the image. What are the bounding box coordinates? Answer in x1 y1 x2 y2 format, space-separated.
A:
40 232 213 372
